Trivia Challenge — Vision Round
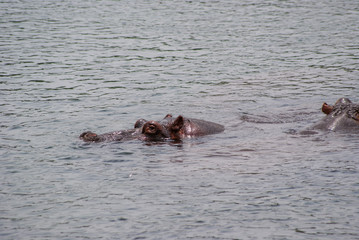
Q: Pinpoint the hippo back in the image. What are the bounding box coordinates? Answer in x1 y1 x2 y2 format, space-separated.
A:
169 115 224 140
313 114 359 131
183 118 225 136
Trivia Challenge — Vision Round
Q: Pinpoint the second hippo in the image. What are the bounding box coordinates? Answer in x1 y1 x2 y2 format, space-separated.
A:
311 98 359 132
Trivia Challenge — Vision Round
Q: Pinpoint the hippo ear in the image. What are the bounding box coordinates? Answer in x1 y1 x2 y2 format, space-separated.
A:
164 114 172 119
322 103 333 115
171 115 184 132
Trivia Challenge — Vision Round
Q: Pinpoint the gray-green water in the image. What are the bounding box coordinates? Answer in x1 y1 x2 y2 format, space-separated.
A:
1 0 359 239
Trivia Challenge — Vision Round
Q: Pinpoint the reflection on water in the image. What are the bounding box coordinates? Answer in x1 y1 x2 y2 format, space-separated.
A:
1 0 359 239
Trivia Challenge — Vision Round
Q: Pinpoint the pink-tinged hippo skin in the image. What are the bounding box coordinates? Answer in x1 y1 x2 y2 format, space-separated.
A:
311 98 359 132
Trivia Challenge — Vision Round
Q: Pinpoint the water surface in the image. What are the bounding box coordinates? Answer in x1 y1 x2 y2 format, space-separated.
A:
1 0 359 239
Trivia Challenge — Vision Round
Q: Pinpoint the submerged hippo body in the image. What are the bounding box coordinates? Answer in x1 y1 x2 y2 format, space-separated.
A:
311 98 359 132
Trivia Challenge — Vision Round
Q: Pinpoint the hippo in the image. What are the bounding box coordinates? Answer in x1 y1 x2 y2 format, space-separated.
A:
311 98 359 132
80 114 224 142
140 115 225 141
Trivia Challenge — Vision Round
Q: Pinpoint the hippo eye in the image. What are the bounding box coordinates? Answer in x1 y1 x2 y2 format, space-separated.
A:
145 124 159 134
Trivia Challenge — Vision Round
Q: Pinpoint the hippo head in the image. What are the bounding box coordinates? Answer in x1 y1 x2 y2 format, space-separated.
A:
139 114 194 141
321 98 359 119
139 115 195 141
315 98 359 131
141 121 170 141
321 98 353 115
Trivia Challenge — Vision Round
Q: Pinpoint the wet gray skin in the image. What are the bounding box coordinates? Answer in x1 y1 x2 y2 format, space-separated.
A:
311 98 359 132
79 128 141 142
169 115 225 140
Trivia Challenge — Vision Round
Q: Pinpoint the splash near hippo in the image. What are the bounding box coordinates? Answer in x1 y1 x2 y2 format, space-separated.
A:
80 114 224 143
311 98 359 132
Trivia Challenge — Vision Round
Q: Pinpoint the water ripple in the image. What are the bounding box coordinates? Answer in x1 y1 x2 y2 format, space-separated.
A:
1 0 359 239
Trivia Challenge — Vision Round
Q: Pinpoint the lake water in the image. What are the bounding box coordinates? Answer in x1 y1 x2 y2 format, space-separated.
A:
1 0 359 239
